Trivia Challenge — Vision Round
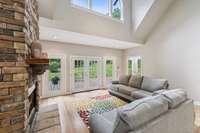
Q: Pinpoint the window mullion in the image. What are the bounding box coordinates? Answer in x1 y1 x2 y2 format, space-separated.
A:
88 0 92 9
109 0 112 16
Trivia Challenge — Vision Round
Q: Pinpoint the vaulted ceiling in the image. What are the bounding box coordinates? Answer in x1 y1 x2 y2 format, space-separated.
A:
38 0 174 49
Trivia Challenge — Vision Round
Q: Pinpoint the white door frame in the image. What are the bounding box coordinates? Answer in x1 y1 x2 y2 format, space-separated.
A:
70 56 102 93
103 56 117 88
42 53 67 98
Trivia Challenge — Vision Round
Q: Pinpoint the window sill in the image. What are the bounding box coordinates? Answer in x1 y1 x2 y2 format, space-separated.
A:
70 4 124 24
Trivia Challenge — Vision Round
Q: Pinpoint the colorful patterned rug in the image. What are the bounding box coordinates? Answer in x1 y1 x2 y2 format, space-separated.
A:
71 94 127 126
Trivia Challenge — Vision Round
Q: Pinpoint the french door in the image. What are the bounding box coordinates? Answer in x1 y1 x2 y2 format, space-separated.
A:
42 54 66 98
103 57 116 87
70 56 102 92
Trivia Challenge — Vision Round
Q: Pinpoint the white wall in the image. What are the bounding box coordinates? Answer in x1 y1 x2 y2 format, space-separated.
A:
41 40 123 92
124 0 200 101
39 0 134 43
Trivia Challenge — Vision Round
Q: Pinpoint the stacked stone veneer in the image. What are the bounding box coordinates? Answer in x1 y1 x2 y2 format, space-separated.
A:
0 0 39 132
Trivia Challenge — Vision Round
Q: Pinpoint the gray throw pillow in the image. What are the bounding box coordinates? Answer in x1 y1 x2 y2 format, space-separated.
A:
128 75 143 88
119 75 131 85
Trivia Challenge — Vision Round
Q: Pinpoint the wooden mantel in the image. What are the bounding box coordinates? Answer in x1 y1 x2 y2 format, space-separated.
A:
26 58 50 75
26 58 49 65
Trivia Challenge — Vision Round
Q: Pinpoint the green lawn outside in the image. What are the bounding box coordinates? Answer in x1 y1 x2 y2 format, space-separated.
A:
48 59 114 81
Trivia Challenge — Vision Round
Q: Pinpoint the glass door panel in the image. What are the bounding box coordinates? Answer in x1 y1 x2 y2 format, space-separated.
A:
48 59 61 91
71 56 102 92
42 54 66 98
73 59 86 91
88 59 101 89
105 60 113 86
103 57 116 88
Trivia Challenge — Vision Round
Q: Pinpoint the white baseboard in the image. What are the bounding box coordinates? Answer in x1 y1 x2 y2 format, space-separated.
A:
194 101 200 106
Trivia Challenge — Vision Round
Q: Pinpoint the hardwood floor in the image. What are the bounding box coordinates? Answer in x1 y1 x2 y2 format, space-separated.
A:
40 90 200 133
39 90 108 133
195 106 200 133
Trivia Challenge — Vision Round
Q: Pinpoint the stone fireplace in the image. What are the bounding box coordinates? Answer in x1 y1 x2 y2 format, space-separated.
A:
0 0 40 132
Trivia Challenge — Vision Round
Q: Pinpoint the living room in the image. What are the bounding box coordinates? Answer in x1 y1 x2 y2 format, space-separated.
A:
0 0 199 133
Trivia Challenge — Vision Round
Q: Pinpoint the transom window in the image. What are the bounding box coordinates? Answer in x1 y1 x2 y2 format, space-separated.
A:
71 0 123 21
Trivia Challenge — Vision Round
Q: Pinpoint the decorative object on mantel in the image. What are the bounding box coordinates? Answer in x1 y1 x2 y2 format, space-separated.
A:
26 58 50 75
41 52 48 58
31 41 42 58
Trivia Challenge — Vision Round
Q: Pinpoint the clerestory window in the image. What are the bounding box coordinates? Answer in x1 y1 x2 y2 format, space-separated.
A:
71 0 123 21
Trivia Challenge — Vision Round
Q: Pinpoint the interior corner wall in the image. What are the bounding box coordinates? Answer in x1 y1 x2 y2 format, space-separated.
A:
40 40 123 93
123 0 200 101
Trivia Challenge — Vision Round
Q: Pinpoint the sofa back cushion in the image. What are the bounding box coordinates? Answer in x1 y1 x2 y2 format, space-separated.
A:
119 75 131 85
160 89 187 109
128 75 143 88
141 76 168 92
113 95 168 132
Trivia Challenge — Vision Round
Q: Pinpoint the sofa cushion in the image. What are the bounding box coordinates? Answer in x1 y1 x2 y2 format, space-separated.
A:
141 76 168 92
160 89 187 109
89 114 114 133
119 75 131 85
128 75 143 88
113 112 130 133
131 90 152 99
117 95 168 130
118 86 138 96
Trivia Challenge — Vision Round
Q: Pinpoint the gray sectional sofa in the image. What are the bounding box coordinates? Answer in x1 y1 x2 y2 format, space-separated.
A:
109 75 169 101
89 89 195 133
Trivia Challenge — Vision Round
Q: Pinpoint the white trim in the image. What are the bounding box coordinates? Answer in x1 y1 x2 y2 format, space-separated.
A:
40 26 141 50
194 101 200 106
42 53 67 98
70 0 124 23
70 56 102 93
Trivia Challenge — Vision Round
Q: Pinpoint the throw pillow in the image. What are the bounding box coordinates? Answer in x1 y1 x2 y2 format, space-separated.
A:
128 75 143 88
119 75 131 85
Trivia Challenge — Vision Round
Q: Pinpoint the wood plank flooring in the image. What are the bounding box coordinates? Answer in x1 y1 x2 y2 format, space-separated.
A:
195 106 200 133
40 90 200 133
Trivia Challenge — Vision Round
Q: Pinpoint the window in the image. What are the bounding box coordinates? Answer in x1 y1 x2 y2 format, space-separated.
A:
112 0 121 20
89 60 98 79
71 0 123 21
92 0 109 15
75 60 84 81
128 60 132 75
106 60 113 77
72 0 88 8
128 56 142 75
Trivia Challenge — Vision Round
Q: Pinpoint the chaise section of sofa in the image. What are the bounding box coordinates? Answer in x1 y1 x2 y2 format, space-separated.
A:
109 75 169 101
89 89 195 133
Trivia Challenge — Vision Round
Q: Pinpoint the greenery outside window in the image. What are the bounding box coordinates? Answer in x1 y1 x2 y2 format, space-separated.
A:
128 60 132 75
128 56 142 75
106 60 113 77
71 0 123 21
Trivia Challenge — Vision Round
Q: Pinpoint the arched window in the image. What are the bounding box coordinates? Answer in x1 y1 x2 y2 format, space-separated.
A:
71 0 123 21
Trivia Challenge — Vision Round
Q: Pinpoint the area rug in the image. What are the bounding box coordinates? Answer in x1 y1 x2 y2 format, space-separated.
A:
71 94 127 126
